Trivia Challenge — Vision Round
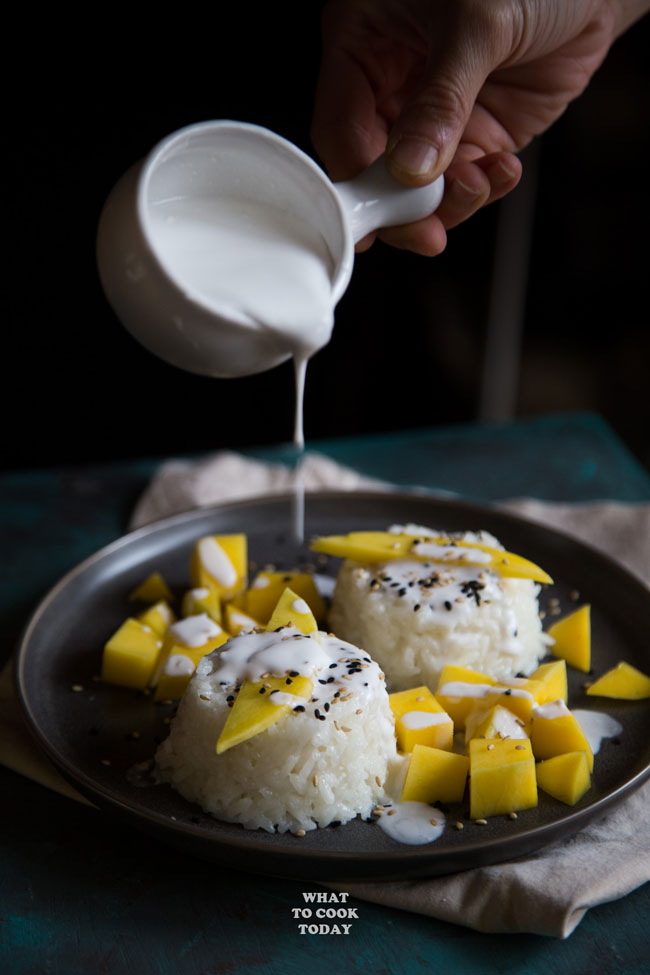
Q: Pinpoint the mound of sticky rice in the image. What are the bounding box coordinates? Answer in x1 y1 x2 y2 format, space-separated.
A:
328 525 552 691
155 628 396 833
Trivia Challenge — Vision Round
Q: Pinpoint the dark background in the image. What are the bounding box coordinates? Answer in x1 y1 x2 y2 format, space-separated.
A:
5 8 649 474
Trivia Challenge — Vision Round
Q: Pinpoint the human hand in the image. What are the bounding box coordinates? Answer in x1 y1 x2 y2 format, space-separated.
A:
311 0 636 255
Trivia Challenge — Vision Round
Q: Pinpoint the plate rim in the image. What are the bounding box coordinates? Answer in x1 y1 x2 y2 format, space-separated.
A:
14 489 650 878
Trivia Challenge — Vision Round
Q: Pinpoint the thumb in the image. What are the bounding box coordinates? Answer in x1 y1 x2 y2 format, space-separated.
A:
386 11 505 186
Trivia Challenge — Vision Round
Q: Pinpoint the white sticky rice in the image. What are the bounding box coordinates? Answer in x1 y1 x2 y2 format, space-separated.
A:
155 631 396 833
328 525 552 691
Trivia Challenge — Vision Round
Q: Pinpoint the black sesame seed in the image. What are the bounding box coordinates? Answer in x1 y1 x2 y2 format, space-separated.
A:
285 678 293 685
329 662 338 669
318 714 326 721
293 705 305 712
314 709 321 719
324 702 330 712
318 679 328 684
259 687 266 694
444 601 452 611
363 657 371 663
334 691 341 698
414 604 421 612
398 588 406 596
289 670 299 677
504 689 512 696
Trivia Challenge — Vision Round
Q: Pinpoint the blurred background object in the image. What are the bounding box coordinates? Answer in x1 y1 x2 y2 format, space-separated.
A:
5 7 648 473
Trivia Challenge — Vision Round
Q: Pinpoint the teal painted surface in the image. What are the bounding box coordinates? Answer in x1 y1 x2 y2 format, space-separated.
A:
1 773 648 975
1 413 649 973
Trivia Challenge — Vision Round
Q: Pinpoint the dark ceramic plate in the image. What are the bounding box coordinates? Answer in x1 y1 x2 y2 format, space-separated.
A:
16 492 650 881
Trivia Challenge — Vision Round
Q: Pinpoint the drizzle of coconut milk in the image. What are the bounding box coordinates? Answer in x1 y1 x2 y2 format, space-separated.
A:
572 710 623 754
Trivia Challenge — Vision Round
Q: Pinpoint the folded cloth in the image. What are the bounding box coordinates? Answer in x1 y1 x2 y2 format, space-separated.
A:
2 450 649 938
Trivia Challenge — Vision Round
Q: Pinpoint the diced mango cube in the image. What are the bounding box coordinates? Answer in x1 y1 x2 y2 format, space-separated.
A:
128 571 173 604
224 604 262 636
436 666 536 730
389 685 439 721
245 571 326 623
154 644 215 701
152 614 229 697
536 751 591 805
216 674 313 754
101 618 163 690
138 599 176 636
464 704 529 745
586 660 650 700
499 675 545 705
181 586 222 624
401 744 469 804
396 710 454 753
548 604 591 672
469 738 537 819
530 659 568 704
189 534 247 601
530 701 594 771
389 685 453 752
266 587 318 635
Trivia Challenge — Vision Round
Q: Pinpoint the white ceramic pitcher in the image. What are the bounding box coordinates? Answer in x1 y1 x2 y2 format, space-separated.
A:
96 120 444 378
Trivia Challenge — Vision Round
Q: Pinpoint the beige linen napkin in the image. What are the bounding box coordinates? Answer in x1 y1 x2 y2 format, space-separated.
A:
2 451 649 938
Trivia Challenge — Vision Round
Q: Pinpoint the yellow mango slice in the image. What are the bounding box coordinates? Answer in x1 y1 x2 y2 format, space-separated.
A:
245 571 326 623
401 744 469 804
224 604 262 636
216 674 313 754
548 605 591 673
138 599 176 637
128 571 173 604
152 615 229 695
181 586 222 624
530 701 594 771
586 661 650 700
266 587 318 635
464 704 529 745
310 531 553 583
469 738 537 819
101 618 163 690
536 751 591 805
189 534 247 601
529 659 568 704
389 686 453 752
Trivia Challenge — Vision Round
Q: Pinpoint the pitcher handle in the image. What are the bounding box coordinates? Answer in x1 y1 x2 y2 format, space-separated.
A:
333 155 445 244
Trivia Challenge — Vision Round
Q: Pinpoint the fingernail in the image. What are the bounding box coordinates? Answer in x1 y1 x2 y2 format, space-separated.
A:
388 137 439 178
451 178 482 204
494 159 518 182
